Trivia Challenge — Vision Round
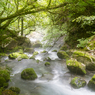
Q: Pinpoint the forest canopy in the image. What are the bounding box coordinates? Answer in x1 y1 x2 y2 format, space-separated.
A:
0 0 95 49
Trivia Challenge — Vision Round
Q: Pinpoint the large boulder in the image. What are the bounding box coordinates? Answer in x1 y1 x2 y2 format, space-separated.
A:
0 36 18 50
57 50 69 59
70 77 86 88
15 36 32 48
66 58 86 75
21 68 37 80
8 52 29 59
5 37 18 50
88 74 95 90
72 50 95 71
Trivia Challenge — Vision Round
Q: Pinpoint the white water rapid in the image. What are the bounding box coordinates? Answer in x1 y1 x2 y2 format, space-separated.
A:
2 31 95 95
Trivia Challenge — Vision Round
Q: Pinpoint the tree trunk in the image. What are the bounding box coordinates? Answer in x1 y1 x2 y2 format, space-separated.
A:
21 17 23 36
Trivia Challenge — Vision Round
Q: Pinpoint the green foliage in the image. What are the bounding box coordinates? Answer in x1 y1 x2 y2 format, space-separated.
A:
77 38 89 48
72 16 95 27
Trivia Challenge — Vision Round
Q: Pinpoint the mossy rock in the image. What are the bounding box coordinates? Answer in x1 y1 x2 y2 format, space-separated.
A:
0 69 10 82
21 68 37 80
30 51 38 59
2 90 16 95
44 57 51 61
66 58 86 75
88 74 95 90
70 77 86 88
41 50 47 53
33 41 42 48
36 59 40 63
0 77 8 88
8 52 29 59
45 62 50 66
60 44 69 51
52 50 57 52
9 87 20 94
57 50 69 59
72 50 95 71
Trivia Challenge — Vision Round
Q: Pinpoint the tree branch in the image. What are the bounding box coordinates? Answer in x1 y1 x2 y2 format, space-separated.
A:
47 0 52 8
0 2 68 22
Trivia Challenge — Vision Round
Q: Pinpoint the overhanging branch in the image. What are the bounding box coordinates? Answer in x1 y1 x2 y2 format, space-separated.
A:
0 2 68 22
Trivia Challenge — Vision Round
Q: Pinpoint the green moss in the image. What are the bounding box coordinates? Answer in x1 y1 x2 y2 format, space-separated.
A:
2 90 16 95
52 50 57 52
72 50 95 71
92 74 95 81
57 50 69 59
21 68 37 80
30 51 38 59
41 50 47 53
45 62 50 66
66 58 86 75
36 59 40 63
60 44 68 51
9 87 20 94
70 77 86 88
88 74 95 90
73 50 95 61
44 57 51 61
8 52 29 59
0 69 10 82
0 77 6 88
33 51 38 56
19 49 23 54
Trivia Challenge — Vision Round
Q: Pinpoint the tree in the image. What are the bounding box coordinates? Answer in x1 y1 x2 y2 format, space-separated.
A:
46 0 95 47
0 0 68 35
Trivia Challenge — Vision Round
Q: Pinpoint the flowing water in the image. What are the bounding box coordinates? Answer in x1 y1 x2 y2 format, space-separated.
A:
2 32 95 95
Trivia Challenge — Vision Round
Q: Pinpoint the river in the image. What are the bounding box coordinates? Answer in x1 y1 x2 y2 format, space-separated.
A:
2 31 95 95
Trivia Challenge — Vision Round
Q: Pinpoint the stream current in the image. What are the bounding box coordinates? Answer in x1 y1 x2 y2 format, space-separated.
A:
2 32 95 95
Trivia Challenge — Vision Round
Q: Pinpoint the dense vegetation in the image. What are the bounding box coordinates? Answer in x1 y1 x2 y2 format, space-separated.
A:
1 0 95 94
1 0 95 50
